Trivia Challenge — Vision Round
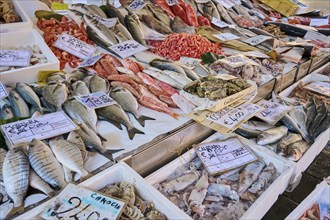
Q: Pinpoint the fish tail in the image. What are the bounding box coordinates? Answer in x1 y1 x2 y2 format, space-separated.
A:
128 127 145 140
137 115 156 127
7 204 25 217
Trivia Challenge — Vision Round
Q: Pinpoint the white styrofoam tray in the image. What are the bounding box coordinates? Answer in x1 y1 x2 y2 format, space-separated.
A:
285 180 330 220
0 29 59 86
145 133 294 220
14 162 190 220
0 0 33 33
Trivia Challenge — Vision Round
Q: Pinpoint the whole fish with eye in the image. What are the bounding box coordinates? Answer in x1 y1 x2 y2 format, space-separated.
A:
42 80 68 111
277 133 302 155
236 120 275 138
125 12 146 46
0 104 14 120
84 74 110 94
8 90 29 118
72 80 90 95
257 126 288 145
110 86 155 127
3 149 29 211
96 104 145 140
15 82 43 112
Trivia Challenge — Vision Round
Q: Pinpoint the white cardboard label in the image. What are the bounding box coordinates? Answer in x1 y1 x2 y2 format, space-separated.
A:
207 103 262 129
166 0 179 6
0 82 8 99
110 40 147 59
255 99 291 125
0 50 31 67
53 32 96 60
90 14 117 28
213 33 240 41
75 91 117 109
78 55 103 68
310 18 328 27
304 30 329 44
304 81 330 97
243 35 272 46
40 183 125 220
177 57 201 69
214 0 235 9
211 17 229 28
1 111 77 146
128 0 146 10
195 138 257 175
241 50 270 58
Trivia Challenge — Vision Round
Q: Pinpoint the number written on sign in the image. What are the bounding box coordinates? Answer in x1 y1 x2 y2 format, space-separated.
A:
110 40 147 59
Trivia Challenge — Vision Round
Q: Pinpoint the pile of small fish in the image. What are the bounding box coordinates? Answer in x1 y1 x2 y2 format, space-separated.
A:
299 203 320 220
153 154 278 220
0 45 48 73
183 76 250 100
0 0 21 23
100 181 167 220
290 82 330 106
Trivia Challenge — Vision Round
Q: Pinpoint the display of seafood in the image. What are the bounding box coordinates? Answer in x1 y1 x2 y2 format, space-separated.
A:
153 153 278 220
259 24 285 38
290 82 330 105
0 0 21 23
100 182 167 220
299 204 320 220
0 45 48 72
183 76 250 100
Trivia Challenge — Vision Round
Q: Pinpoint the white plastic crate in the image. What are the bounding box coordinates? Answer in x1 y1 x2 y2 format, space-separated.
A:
0 29 59 86
146 133 294 220
0 0 33 33
15 162 190 220
285 180 330 220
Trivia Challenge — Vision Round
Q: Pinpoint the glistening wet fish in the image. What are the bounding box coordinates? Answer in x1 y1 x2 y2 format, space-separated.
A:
8 90 29 118
84 74 110 94
277 133 302 154
16 82 42 112
257 126 288 145
42 81 68 111
125 12 146 46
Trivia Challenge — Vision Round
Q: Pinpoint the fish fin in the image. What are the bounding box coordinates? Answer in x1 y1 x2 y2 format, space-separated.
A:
128 127 145 140
136 115 155 127
7 204 25 217
101 149 125 160
97 132 108 142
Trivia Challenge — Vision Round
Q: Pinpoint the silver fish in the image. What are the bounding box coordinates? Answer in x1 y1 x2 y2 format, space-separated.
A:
49 138 89 178
203 1 220 19
28 139 66 189
146 3 171 27
150 59 187 75
238 161 265 194
106 3 125 25
8 90 29 118
62 165 74 183
29 170 55 197
277 133 302 154
86 4 108 18
313 110 330 138
71 3 91 15
115 22 133 40
72 80 90 95
125 12 146 46
286 140 310 161
193 63 210 77
0 104 14 120
84 75 110 94
42 81 68 111
0 148 7 183
96 104 145 140
257 126 288 145
163 70 192 86
208 183 239 201
110 86 155 127
248 163 276 194
16 82 42 111
183 67 200 81
68 9 84 25
3 149 29 208
281 114 311 143
216 4 236 24
237 120 276 138
63 97 98 133
67 130 88 161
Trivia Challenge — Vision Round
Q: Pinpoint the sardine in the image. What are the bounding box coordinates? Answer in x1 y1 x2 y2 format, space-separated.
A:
72 80 90 95
0 104 14 120
49 138 89 178
96 104 145 140
8 90 29 118
3 149 29 208
67 130 88 161
125 12 146 46
171 16 195 34
106 3 125 25
257 126 288 145
286 140 310 161
29 170 55 197
15 82 42 112
110 86 155 127
28 139 66 189
84 74 110 94
277 133 302 154
238 161 265 194
42 81 68 111
248 163 276 194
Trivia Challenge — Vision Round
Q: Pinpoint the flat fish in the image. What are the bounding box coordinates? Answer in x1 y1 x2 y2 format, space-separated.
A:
238 161 265 195
28 139 66 190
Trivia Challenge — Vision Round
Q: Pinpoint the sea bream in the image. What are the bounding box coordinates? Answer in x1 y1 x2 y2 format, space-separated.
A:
42 80 68 111
15 82 43 112
29 170 55 197
67 130 88 161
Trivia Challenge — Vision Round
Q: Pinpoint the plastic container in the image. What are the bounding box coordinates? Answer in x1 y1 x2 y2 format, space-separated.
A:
14 162 189 220
0 29 59 87
285 180 330 220
146 133 294 220
0 0 33 33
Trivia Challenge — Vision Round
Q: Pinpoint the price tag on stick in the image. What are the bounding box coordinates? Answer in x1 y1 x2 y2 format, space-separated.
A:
0 82 8 99
195 138 257 175
75 91 117 109
0 50 31 67
78 55 103 68
110 40 148 59
40 183 125 220
0 111 77 147
53 32 96 60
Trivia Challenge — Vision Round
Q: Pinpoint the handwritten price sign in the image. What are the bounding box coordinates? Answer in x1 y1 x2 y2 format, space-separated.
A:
0 111 77 147
128 0 146 10
196 138 257 175
255 99 291 125
211 17 229 28
40 183 125 220
78 55 103 68
213 33 240 41
243 35 272 46
110 40 147 59
0 82 8 99
177 57 201 69
0 49 31 67
75 91 116 109
53 32 96 60
207 103 262 130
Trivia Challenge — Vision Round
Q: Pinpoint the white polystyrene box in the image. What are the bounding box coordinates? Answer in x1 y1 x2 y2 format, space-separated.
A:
0 0 33 33
145 133 294 220
0 29 59 86
285 180 330 220
14 162 190 220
